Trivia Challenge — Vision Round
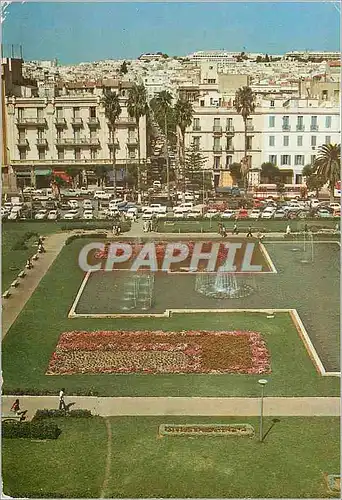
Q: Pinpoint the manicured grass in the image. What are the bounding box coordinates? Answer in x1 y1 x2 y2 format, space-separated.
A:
2 416 340 498
2 239 339 397
157 218 338 234
2 416 107 498
1 222 63 291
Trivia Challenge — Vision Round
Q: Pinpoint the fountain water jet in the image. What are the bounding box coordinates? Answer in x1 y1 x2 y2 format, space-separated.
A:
195 272 254 299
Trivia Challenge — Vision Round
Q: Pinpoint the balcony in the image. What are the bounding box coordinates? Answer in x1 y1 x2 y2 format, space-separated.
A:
296 124 305 131
213 145 222 153
71 117 83 126
192 125 201 131
127 137 138 147
225 145 234 152
36 138 48 148
115 117 136 126
88 117 100 127
225 125 235 133
55 117 67 127
246 124 254 132
213 125 222 134
16 117 47 127
17 138 29 147
108 138 120 148
56 137 100 147
310 124 319 131
282 124 291 131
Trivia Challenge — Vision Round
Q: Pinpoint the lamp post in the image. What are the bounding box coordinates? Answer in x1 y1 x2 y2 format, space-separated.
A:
258 378 268 442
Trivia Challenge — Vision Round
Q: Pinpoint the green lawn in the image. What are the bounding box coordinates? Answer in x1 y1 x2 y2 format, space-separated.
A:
2 416 107 498
2 416 340 498
157 218 338 234
2 239 339 397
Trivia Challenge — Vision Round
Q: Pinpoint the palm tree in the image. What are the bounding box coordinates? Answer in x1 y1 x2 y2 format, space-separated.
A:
100 89 121 197
153 91 173 199
234 86 256 193
313 143 340 202
127 83 148 202
174 98 194 198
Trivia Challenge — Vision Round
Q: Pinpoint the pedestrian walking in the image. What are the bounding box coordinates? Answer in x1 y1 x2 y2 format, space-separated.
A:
148 220 153 232
218 223 223 236
38 243 46 253
26 258 33 269
246 226 253 238
221 225 227 237
232 223 238 235
286 224 291 235
10 399 27 420
143 221 148 233
304 224 308 233
334 223 340 233
59 388 66 411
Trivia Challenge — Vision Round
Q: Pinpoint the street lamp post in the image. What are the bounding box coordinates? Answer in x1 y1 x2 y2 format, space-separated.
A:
258 379 268 442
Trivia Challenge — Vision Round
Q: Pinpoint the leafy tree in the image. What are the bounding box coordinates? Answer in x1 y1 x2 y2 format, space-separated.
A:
152 91 173 199
260 162 280 183
302 164 314 178
100 89 122 196
229 162 243 184
92 165 110 188
305 172 325 197
127 83 148 200
313 143 340 202
174 98 194 195
65 167 80 188
184 141 207 180
234 86 256 193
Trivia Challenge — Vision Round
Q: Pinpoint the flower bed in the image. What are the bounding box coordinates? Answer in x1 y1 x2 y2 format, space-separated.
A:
46 330 270 375
159 423 255 437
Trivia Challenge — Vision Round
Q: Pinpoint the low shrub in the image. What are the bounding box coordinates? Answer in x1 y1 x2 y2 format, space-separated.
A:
33 409 92 420
65 233 108 245
11 231 38 251
2 388 99 396
2 421 61 440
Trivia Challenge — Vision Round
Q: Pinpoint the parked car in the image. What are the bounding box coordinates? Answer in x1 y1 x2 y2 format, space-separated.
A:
221 209 236 219
273 209 286 219
7 211 19 220
94 190 111 200
330 202 341 211
34 209 48 220
59 202 71 211
236 209 249 219
204 209 220 219
3 202 12 212
310 198 320 209
261 207 276 219
316 208 331 218
47 210 59 220
142 209 154 220
126 207 138 219
68 199 79 209
249 209 261 220
63 209 79 220
83 199 93 210
82 210 94 220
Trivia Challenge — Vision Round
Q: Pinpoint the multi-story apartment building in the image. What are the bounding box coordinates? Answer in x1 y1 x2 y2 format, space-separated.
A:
4 78 147 189
261 97 340 184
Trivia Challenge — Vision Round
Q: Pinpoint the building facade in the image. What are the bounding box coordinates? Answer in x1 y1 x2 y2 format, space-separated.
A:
4 81 147 189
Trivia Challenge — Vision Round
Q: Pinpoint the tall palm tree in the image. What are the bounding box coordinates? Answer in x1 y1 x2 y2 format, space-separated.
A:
127 83 148 201
100 89 121 197
174 98 194 198
153 91 173 199
313 143 340 202
234 86 256 194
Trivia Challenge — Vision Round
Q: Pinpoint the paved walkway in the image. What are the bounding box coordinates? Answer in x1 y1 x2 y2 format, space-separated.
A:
2 232 68 338
2 396 340 419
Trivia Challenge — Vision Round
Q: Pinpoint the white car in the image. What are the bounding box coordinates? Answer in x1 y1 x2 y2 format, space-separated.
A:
4 202 12 211
173 209 188 219
221 209 236 219
204 209 220 219
94 190 111 200
310 198 320 209
187 209 203 219
68 199 79 209
34 209 48 220
83 200 93 210
261 207 276 219
153 180 161 188
47 210 58 220
7 211 19 220
23 187 34 194
83 210 94 220
126 207 138 219
273 209 286 219
330 202 341 210
107 209 119 218
142 210 154 220
63 209 79 220
249 209 261 219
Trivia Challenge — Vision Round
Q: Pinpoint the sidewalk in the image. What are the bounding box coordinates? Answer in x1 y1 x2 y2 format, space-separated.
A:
2 232 68 338
2 396 340 419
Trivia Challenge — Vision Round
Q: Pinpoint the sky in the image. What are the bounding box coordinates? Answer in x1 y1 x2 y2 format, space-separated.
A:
2 1 340 64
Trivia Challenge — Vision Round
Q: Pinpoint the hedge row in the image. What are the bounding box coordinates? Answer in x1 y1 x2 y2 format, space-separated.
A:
2 388 99 396
60 220 131 231
32 409 92 420
65 233 108 245
11 231 39 251
2 421 61 440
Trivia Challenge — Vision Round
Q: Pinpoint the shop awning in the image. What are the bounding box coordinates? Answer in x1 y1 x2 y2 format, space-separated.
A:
35 169 52 176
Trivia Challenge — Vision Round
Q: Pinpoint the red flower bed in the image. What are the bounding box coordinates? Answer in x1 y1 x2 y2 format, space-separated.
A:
46 330 271 375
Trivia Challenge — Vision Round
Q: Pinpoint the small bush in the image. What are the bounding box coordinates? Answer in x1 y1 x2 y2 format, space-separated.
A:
2 388 99 396
11 231 38 251
33 409 92 420
65 233 108 245
2 421 61 440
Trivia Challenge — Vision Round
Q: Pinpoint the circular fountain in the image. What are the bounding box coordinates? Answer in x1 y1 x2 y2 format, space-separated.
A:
195 272 254 299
